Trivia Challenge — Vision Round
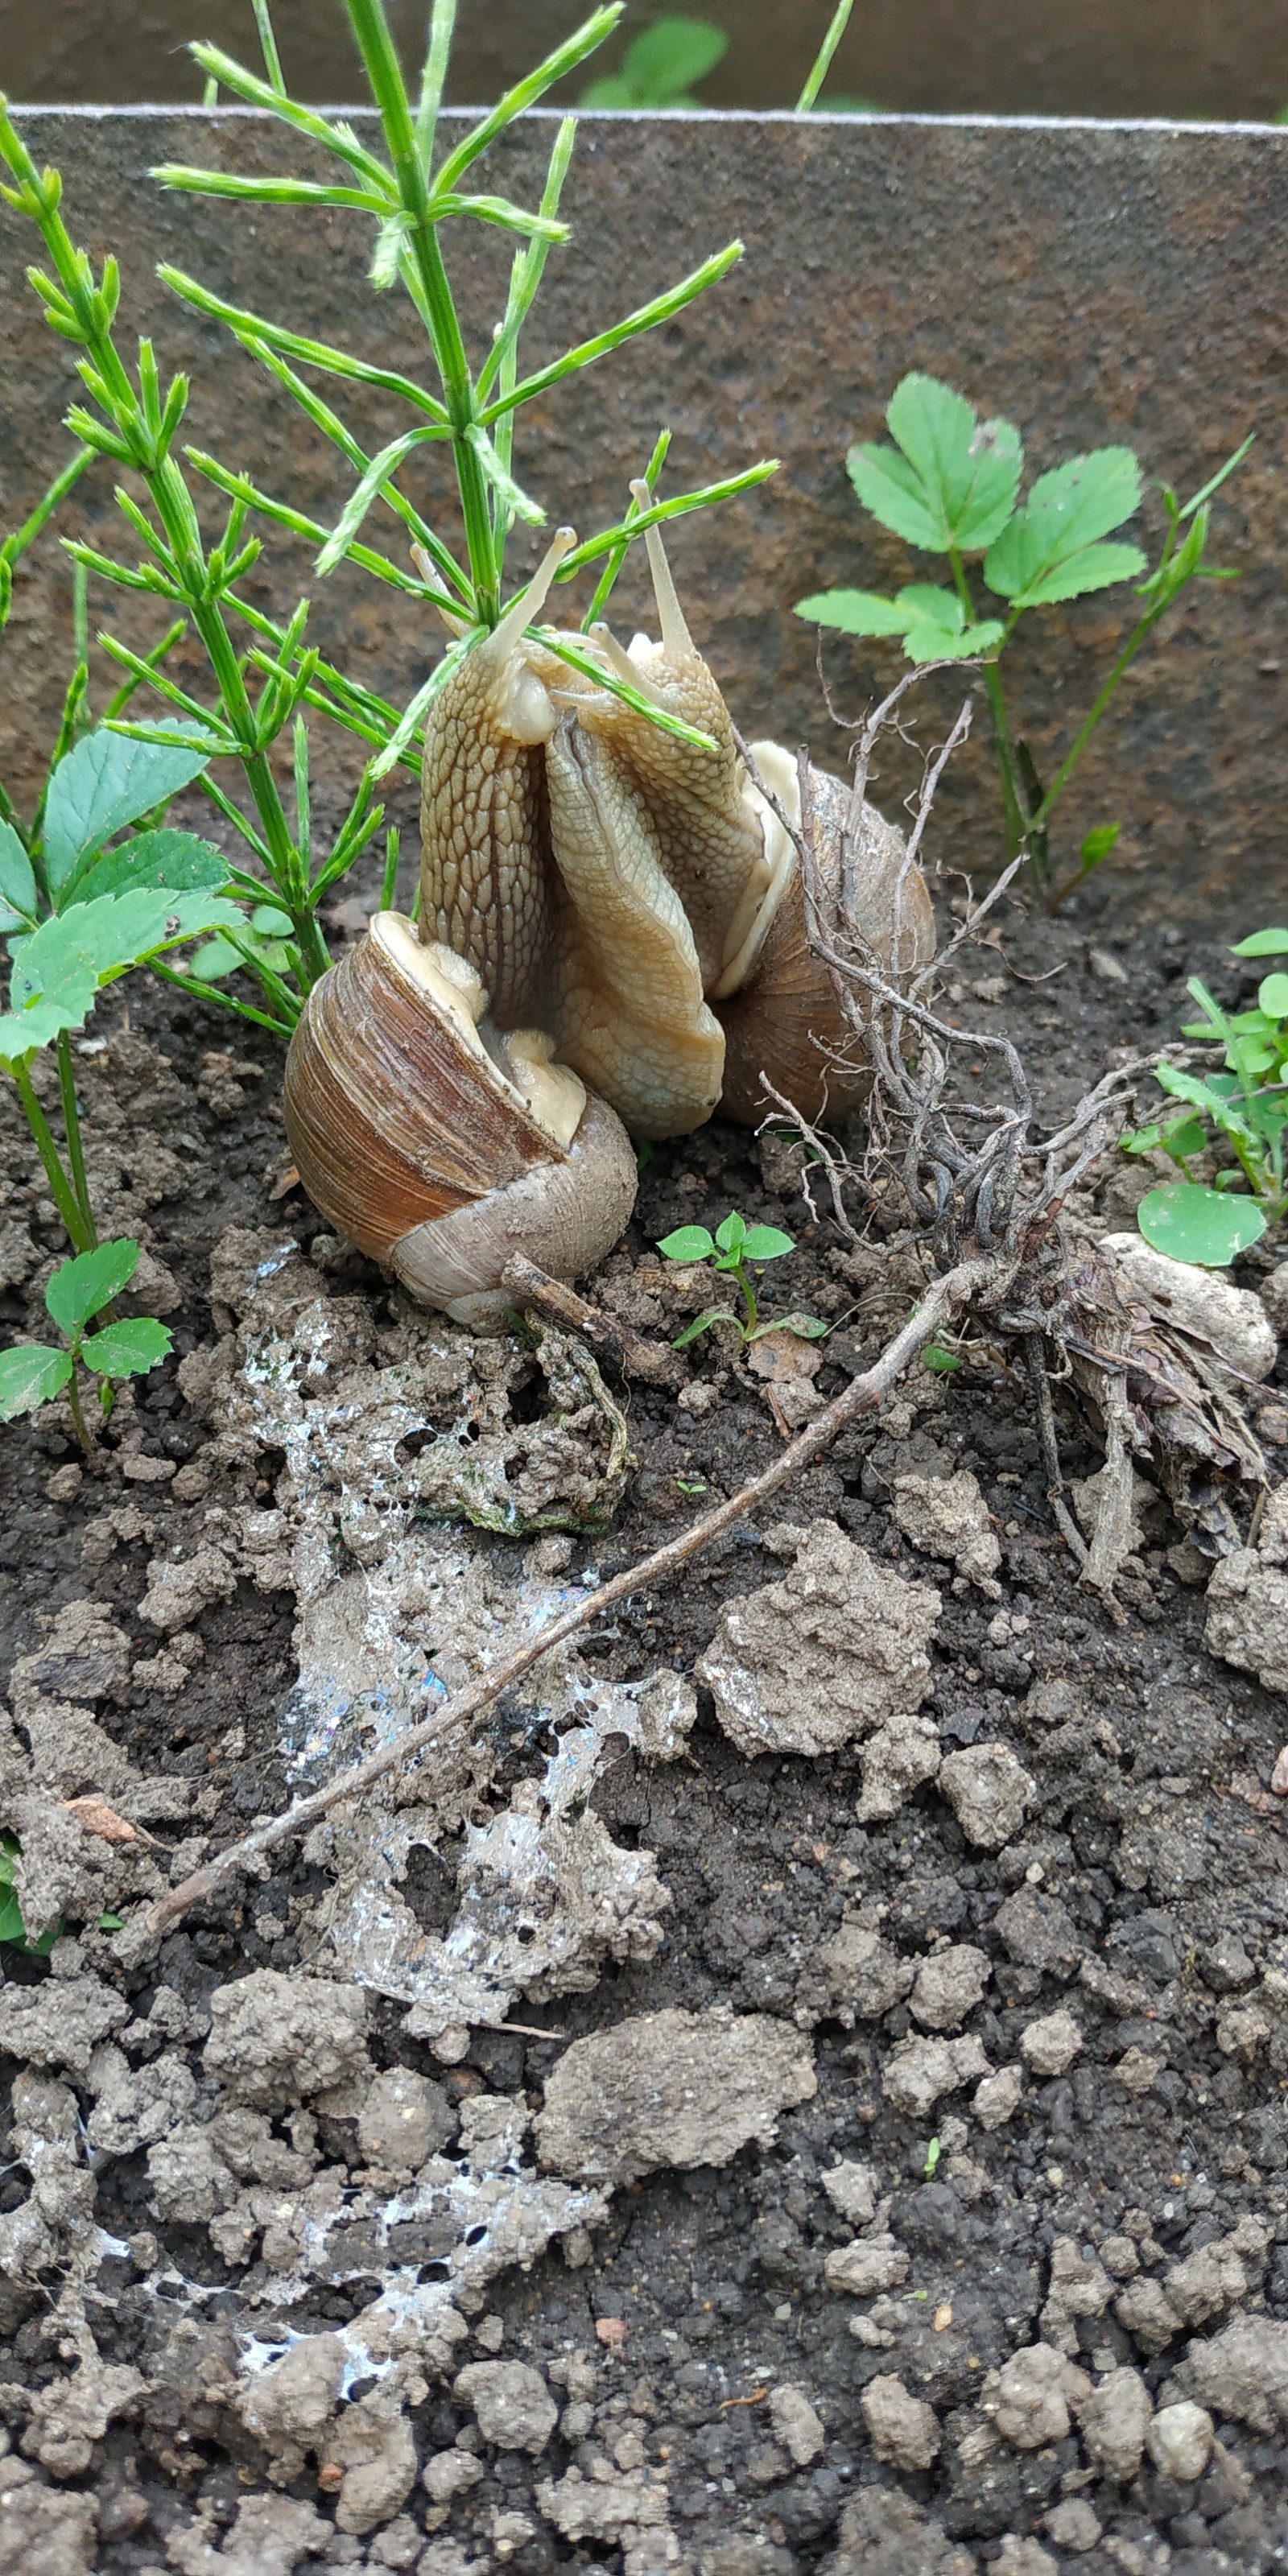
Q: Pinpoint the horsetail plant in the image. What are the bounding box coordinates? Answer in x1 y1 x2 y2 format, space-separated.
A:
0 2 774 1030
151 0 775 767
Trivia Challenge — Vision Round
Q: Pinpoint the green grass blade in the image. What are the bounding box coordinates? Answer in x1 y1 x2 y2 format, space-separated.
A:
158 267 449 419
415 0 458 175
188 43 391 186
482 242 744 423
796 0 856 109
151 167 394 215
432 6 623 194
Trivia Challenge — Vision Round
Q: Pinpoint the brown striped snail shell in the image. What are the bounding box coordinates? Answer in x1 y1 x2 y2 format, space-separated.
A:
714 745 937 1128
283 910 638 1328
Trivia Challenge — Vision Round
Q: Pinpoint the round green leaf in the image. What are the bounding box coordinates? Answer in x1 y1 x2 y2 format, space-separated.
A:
739 1225 795 1261
714 1213 748 1253
0 1343 73 1419
1136 1183 1266 1268
1231 927 1288 958
45 1236 140 1335
1257 972 1288 1019
656 1226 715 1263
79 1318 173 1378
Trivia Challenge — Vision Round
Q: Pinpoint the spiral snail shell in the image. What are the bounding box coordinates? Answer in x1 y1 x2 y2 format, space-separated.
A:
283 910 637 1327
283 506 935 1319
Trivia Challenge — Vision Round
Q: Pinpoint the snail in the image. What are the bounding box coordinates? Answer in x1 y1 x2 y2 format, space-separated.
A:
283 909 638 1327
283 506 935 1319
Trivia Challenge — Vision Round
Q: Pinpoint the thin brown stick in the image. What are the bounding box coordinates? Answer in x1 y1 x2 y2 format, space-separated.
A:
149 1253 1001 1936
502 1254 683 1389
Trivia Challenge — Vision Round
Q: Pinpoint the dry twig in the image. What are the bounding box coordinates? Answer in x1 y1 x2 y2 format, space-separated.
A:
501 1254 682 1389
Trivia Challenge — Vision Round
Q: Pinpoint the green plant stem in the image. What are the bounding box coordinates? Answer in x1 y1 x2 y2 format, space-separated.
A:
11 1063 93 1251
148 956 295 1036
55 1032 97 1247
345 0 498 623
733 1258 757 1337
65 1363 95 1459
797 0 856 109
947 542 1027 864
1029 605 1167 844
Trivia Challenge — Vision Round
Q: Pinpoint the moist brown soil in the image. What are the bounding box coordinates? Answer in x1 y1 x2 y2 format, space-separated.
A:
2 837 1288 2576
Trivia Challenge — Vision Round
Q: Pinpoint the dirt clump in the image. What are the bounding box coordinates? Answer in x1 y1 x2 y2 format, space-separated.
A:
535 2006 816 2182
696 1517 940 1757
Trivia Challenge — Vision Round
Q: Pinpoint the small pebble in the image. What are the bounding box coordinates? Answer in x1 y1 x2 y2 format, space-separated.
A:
1146 2400 1214 2482
45 1463 82 1505
1045 2496 1101 2553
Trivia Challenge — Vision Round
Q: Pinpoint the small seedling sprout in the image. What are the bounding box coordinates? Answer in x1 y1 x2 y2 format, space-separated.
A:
0 1238 171 1458
656 1212 827 1349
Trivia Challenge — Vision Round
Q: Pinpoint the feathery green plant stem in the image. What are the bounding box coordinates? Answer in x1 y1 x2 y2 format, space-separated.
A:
345 0 500 622
0 102 332 989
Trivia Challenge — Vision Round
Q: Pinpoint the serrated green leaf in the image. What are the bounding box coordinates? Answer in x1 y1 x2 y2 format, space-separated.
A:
10 890 243 1000
1121 1111 1208 1160
0 944 98 1062
43 725 215 896
897 584 964 629
848 375 1022 555
1137 1182 1265 1267
1258 972 1288 1018
64 829 231 908
0 820 37 926
80 1317 173 1377
1231 927 1288 958
45 1237 139 1335
0 1343 73 1418
739 1224 795 1261
983 448 1143 606
902 612 1005 663
657 1225 716 1262
793 589 912 636
1155 1060 1257 1141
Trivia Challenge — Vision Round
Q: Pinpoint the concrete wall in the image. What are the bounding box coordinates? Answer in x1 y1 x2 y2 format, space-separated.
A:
1 109 1285 924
